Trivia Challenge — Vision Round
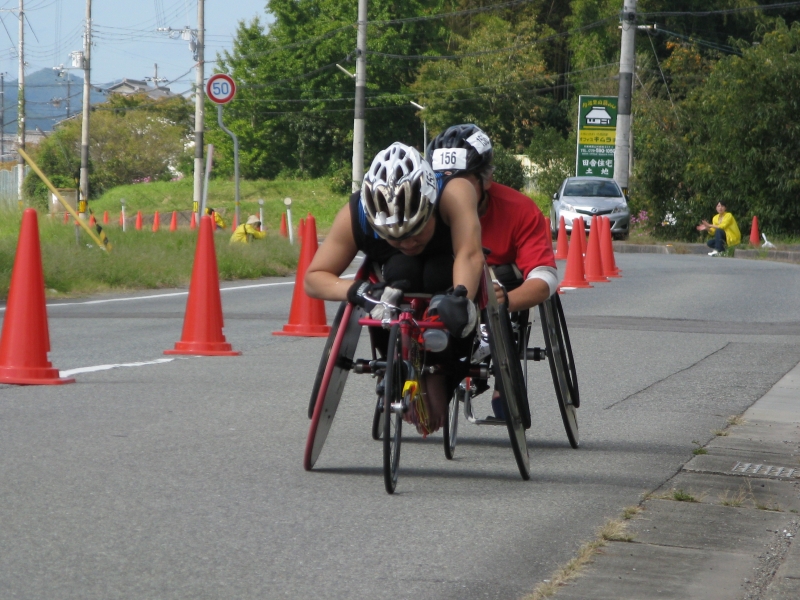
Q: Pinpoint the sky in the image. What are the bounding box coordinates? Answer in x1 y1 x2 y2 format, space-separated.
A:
0 0 271 89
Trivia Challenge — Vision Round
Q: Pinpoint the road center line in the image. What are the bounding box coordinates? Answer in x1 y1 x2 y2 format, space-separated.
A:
60 358 178 378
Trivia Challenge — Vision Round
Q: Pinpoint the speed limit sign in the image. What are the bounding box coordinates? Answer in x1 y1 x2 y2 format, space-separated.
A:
206 73 236 104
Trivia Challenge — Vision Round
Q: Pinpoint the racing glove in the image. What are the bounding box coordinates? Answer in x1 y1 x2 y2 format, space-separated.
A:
347 280 386 311
369 285 405 320
432 285 477 339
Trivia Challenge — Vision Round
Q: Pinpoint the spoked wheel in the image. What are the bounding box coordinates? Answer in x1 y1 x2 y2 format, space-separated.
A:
539 295 579 449
383 323 404 494
443 381 462 460
483 301 531 481
304 302 364 470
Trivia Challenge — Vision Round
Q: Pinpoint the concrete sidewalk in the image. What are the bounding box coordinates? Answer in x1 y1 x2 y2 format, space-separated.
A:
552 360 800 599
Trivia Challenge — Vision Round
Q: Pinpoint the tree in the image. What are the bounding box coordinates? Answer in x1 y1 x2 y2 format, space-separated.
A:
24 95 191 205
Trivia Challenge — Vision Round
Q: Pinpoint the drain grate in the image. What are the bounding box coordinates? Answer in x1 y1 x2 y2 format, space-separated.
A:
731 462 798 478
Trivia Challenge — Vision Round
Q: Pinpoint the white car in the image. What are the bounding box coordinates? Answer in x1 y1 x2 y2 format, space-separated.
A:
551 176 630 240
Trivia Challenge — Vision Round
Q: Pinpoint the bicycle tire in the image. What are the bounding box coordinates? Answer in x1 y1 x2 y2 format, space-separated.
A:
539 296 579 449
484 303 531 481
383 323 404 494
443 383 461 460
304 303 364 470
371 397 385 441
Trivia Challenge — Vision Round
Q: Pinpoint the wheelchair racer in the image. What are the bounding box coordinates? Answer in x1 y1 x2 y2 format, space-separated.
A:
427 124 558 418
305 142 484 434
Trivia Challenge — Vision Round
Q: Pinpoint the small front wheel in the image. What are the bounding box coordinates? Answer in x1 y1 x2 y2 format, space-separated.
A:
443 382 462 460
383 324 404 494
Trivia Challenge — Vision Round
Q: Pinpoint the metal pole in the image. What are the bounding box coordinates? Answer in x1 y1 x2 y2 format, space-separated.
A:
121 200 126 232
192 0 205 216
216 104 239 225
258 199 264 232
351 0 367 192
78 0 91 216
613 0 636 196
286 207 293 245
17 0 24 206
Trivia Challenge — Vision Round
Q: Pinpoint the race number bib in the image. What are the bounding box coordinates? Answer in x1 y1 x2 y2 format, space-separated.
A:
431 148 468 171
466 131 492 154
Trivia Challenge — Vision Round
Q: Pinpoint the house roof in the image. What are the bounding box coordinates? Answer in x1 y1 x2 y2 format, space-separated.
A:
106 78 175 99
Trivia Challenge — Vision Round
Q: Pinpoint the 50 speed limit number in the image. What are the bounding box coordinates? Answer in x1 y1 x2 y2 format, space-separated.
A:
206 73 236 105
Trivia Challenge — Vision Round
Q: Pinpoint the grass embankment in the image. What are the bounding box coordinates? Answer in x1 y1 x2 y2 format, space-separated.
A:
0 210 299 301
91 177 348 235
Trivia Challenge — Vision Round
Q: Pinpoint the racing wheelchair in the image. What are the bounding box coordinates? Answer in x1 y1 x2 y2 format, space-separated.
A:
305 259 579 494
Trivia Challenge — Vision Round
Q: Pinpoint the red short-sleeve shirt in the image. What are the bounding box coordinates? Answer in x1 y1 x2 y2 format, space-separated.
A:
480 183 556 277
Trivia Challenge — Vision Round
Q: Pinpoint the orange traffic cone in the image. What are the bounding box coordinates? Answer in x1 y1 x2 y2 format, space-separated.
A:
135 211 143 230
63 211 69 225
170 211 178 232
279 213 288 238
0 210 74 385
574 217 587 256
584 216 608 283
102 210 109 225
555 216 569 259
599 216 621 278
89 214 96 226
152 211 160 232
211 215 217 231
558 217 592 291
165 216 240 356
231 213 238 231
750 216 760 246
273 216 330 337
190 212 197 230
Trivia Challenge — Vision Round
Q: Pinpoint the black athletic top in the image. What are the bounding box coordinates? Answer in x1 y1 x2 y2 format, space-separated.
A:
348 191 453 263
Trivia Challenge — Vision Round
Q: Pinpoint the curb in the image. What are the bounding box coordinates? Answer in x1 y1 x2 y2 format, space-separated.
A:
551 362 800 599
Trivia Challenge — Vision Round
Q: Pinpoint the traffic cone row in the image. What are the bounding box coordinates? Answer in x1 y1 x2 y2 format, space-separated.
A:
557 215 621 292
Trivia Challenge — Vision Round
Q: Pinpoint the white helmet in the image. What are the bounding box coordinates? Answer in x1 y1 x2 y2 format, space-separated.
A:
361 142 438 240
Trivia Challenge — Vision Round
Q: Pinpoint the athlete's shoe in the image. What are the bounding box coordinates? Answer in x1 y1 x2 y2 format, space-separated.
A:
708 250 720 257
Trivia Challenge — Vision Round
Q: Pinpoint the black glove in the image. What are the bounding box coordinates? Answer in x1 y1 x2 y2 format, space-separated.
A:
347 280 387 310
433 285 477 338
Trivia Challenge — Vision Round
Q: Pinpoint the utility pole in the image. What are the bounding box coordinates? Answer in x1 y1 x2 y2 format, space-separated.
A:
17 0 24 204
613 0 636 197
351 0 367 192
193 0 204 215
1 73 5 161
78 0 91 216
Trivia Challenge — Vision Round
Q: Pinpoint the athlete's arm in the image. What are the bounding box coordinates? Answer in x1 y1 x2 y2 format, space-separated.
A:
304 204 359 302
438 178 484 300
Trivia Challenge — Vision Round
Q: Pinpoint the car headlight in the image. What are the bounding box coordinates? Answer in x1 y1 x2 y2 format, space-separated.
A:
561 202 576 213
611 204 628 214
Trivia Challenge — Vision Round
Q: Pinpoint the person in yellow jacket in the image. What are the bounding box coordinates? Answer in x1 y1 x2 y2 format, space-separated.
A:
697 201 741 256
206 207 226 229
230 215 266 244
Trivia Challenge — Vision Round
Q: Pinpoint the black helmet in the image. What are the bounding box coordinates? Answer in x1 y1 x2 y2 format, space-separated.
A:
426 124 493 176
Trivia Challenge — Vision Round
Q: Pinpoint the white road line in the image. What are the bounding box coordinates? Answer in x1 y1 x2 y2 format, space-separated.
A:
60 358 177 378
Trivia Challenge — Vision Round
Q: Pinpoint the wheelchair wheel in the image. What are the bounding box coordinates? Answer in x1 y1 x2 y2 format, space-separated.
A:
539 295 579 449
484 303 531 481
383 323 404 494
443 382 462 460
554 294 580 408
309 302 347 419
304 302 364 470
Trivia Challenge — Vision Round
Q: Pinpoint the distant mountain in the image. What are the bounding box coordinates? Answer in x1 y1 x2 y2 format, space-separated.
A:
2 68 107 133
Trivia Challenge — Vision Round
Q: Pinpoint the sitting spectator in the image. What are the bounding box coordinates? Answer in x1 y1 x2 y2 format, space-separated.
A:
230 215 266 244
697 201 741 256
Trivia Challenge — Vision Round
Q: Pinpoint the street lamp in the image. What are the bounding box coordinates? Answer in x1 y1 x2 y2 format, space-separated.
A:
410 101 427 158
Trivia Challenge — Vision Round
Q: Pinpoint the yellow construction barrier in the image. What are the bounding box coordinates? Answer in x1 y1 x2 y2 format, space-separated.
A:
17 148 111 252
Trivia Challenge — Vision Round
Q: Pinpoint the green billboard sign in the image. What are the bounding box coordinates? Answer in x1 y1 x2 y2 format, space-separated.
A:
575 95 617 178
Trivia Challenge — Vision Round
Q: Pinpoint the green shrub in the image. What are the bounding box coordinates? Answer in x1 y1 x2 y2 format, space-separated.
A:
492 145 526 191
